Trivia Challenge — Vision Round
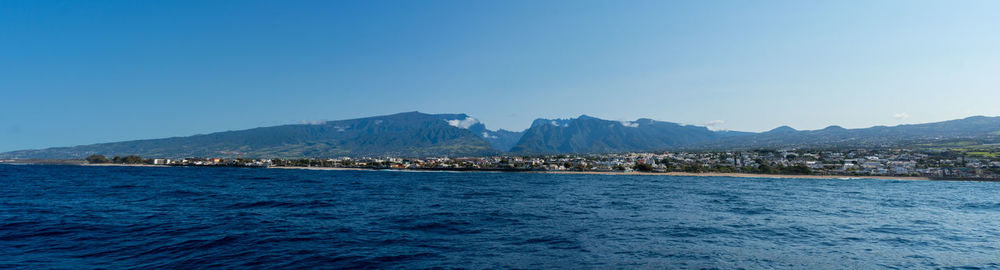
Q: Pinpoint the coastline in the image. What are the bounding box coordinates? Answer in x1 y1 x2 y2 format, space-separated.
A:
81 163 170 168
529 170 932 181
268 166 372 172
269 165 932 181
2 162 939 181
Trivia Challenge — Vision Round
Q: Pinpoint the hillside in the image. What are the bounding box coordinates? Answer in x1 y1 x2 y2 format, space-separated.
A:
509 115 725 154
0 112 501 159
688 116 1000 150
5 113 1000 159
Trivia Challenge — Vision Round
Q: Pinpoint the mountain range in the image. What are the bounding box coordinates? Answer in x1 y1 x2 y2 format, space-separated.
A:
2 112 505 159
3 112 1000 159
687 116 1000 150
510 116 720 154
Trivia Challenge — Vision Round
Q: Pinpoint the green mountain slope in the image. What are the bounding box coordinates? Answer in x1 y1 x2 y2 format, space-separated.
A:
688 116 1000 150
509 115 723 154
1 112 499 159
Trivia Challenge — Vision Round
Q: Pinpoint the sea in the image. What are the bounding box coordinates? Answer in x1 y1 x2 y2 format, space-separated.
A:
2 164 999 269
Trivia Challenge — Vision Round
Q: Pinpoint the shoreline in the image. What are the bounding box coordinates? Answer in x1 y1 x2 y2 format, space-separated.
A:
270 165 933 181
1 162 957 181
268 166 372 171
529 170 932 181
80 163 170 168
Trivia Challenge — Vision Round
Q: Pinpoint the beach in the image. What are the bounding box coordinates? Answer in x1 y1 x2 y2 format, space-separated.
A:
268 165 932 181
60 162 934 181
533 170 931 181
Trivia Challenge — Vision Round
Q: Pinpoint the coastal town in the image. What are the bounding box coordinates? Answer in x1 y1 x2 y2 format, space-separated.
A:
69 148 1000 180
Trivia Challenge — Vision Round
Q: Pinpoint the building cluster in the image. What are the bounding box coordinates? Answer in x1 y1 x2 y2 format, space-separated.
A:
149 157 271 167
105 149 1000 180
257 149 1000 179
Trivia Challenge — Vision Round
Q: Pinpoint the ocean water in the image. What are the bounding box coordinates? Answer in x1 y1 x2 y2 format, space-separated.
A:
2 165 1000 269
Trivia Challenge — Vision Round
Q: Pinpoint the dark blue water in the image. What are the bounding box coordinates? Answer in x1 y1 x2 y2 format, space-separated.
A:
2 165 1000 269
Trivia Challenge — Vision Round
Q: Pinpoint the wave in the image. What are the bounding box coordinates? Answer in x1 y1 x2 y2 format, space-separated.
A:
224 200 334 209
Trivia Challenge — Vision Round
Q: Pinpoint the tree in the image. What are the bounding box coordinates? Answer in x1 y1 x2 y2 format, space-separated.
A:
780 164 812 175
757 163 777 174
659 158 672 167
86 155 109 164
633 163 654 172
122 155 144 164
682 164 703 173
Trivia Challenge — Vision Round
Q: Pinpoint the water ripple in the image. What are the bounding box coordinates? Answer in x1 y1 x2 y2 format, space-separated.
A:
3 164 1000 268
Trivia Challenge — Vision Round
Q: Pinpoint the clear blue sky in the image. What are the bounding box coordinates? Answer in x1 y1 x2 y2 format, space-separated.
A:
2 0 998 152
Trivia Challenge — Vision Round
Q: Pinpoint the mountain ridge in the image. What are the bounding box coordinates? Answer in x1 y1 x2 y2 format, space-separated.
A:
3 113 1000 159
0 112 505 159
509 115 728 154
686 115 1000 150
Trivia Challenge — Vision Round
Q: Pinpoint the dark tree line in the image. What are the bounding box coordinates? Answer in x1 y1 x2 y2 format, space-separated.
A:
85 154 149 164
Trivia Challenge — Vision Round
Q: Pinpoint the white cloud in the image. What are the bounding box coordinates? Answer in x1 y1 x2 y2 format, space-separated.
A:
618 120 639 128
445 117 479 129
893 113 910 120
704 120 725 130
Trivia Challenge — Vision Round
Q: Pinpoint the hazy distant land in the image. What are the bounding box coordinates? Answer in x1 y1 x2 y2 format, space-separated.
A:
2 112 1000 160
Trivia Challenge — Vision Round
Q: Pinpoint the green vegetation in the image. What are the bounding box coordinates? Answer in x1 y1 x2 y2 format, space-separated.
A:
110 155 146 164
85 154 109 164
913 140 1000 160
966 152 1000 158
633 163 654 172
85 154 152 164
678 164 701 173
780 164 813 175
0 112 501 159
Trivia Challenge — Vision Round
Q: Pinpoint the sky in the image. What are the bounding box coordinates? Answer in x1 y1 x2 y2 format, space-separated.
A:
2 0 999 152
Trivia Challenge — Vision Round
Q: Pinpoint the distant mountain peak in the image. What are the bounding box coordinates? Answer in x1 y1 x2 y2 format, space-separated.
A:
821 125 846 131
510 114 719 154
390 111 429 117
531 118 571 127
767 126 797 133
